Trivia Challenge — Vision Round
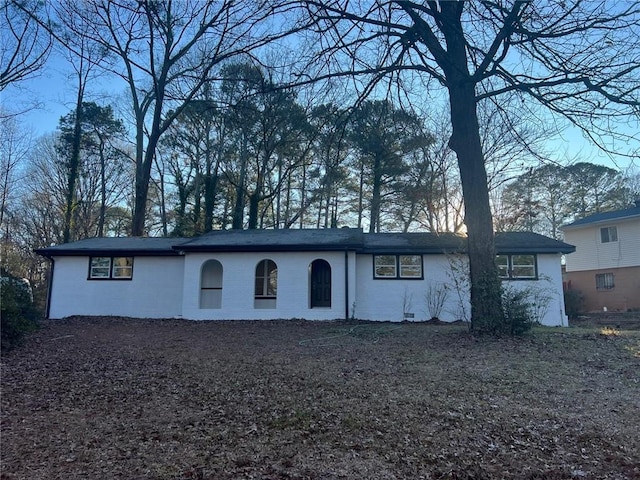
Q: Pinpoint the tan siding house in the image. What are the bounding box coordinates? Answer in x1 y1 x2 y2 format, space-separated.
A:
561 201 640 312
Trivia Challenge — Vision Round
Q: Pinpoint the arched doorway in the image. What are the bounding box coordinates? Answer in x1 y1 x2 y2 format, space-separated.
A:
310 259 331 308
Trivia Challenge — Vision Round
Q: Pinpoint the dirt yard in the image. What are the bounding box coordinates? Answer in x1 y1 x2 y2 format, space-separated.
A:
2 318 639 479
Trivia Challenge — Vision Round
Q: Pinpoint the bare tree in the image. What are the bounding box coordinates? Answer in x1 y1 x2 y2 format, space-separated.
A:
0 114 30 228
300 1 640 333
0 0 52 91
49 0 308 236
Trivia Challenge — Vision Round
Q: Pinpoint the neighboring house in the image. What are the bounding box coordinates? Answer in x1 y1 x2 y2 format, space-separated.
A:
35 228 575 326
561 200 640 312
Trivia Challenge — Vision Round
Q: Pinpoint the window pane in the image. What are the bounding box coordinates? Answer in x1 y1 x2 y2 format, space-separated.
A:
399 255 422 278
255 260 277 297
600 226 618 243
374 255 396 278
90 257 111 278
112 257 133 278
496 255 509 278
596 273 615 290
511 255 536 278
255 276 264 296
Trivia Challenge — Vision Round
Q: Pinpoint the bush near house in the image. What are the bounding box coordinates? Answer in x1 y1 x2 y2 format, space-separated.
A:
563 288 585 319
1 276 39 351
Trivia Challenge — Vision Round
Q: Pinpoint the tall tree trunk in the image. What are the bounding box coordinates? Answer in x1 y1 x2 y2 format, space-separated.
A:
447 80 504 334
97 142 106 237
232 140 249 229
248 191 260 229
63 87 85 243
369 155 382 233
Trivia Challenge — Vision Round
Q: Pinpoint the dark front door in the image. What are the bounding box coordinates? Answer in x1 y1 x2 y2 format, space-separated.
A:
311 260 331 308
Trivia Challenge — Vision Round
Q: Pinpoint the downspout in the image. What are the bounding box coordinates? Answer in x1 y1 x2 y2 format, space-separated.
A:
45 256 54 319
344 250 349 320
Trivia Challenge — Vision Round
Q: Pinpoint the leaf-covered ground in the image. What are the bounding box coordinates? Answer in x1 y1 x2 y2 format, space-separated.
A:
2 317 639 479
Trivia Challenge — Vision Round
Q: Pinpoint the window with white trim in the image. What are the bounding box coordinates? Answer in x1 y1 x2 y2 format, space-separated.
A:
89 257 133 279
496 254 536 280
374 254 423 279
600 226 618 243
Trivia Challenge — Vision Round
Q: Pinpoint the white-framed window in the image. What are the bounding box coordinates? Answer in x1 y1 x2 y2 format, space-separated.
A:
89 256 133 280
374 254 423 279
374 255 397 278
600 226 618 243
595 273 615 290
496 254 537 280
399 255 422 278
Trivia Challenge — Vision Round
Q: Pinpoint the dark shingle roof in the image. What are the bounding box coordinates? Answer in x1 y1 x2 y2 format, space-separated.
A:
362 232 466 253
35 237 187 257
494 232 575 254
562 203 640 229
35 229 575 256
363 231 573 254
177 228 364 252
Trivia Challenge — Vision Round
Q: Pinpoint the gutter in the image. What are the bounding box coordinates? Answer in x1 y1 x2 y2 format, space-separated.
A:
344 250 349 320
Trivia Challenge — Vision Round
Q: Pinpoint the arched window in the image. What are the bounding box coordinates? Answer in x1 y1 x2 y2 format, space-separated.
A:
200 260 223 309
310 259 331 308
254 259 277 309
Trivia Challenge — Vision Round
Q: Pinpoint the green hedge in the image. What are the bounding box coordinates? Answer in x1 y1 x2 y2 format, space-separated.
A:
1 277 39 351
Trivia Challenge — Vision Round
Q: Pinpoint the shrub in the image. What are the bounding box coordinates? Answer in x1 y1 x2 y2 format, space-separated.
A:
563 288 584 318
502 287 535 336
1 277 39 351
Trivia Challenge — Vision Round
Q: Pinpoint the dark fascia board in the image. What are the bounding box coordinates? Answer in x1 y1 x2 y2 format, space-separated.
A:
36 249 183 258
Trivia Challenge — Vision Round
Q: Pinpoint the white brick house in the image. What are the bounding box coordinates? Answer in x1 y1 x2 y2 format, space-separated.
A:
36 228 575 326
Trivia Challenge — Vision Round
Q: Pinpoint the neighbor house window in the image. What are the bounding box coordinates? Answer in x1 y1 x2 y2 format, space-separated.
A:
496 254 536 280
595 273 615 290
600 226 618 243
374 255 423 279
89 257 133 280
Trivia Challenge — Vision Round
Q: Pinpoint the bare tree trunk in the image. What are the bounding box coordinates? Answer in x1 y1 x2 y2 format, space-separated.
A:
447 80 504 334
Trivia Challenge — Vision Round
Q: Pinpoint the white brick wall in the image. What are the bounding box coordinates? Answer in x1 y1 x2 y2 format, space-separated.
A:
49 256 184 319
47 251 567 326
181 251 354 320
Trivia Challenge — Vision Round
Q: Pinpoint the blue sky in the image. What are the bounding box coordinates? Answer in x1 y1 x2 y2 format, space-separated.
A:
4 48 636 173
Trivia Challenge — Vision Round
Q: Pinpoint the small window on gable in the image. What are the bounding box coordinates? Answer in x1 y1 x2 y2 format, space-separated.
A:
600 226 618 243
89 257 133 280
